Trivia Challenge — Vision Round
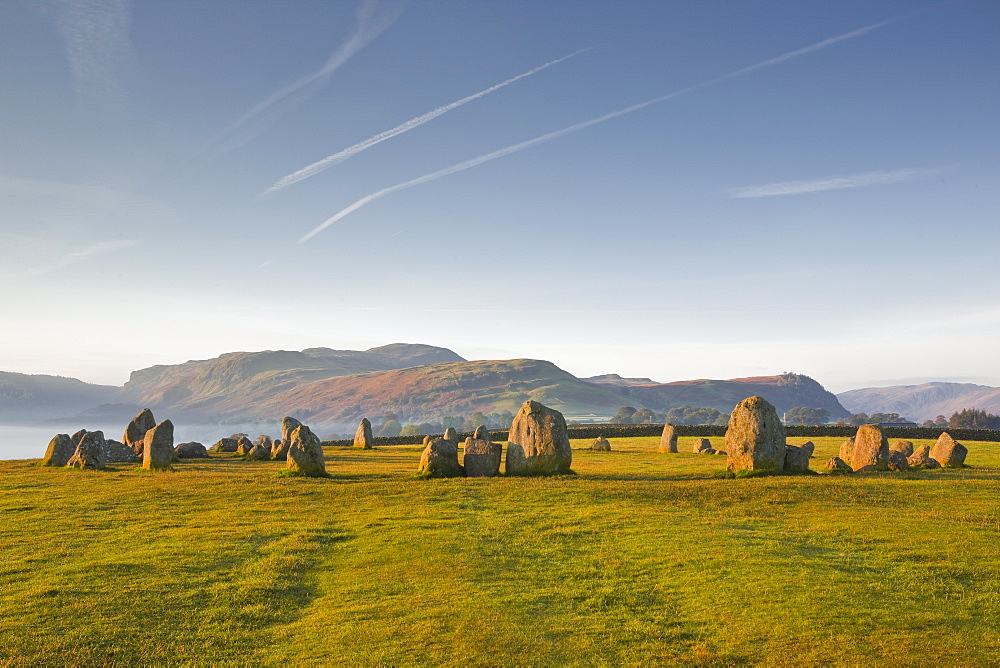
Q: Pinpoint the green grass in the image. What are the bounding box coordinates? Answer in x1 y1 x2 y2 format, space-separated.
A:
2 435 999 665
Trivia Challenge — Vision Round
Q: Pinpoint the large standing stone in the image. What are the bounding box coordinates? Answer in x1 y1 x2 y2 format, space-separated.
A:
930 432 967 468
212 437 239 453
783 444 811 473
442 427 459 443
473 425 490 441
123 408 157 456
692 438 713 454
724 396 786 473
418 438 463 478
286 425 327 477
463 438 502 477
890 440 914 458
849 424 890 472
658 424 678 453
67 431 106 470
505 400 572 476
354 418 373 449
175 442 208 458
907 444 940 469
592 436 612 452
143 420 175 471
236 436 254 456
103 438 138 463
42 434 75 467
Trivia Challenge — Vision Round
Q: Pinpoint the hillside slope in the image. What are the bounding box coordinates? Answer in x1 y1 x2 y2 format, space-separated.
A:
838 382 1000 422
0 372 119 423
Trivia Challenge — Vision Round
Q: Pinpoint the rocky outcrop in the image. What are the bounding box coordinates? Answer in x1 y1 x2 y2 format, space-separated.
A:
658 424 678 453
418 438 463 478
286 424 326 476
175 442 208 458
848 424 890 472
143 420 174 471
592 436 611 451
123 408 157 456
41 434 76 467
354 418 373 449
724 396 786 473
68 431 106 470
505 401 572 476
929 432 967 468
464 439 502 477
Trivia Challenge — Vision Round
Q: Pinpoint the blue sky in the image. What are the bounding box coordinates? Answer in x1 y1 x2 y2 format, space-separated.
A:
1 0 997 391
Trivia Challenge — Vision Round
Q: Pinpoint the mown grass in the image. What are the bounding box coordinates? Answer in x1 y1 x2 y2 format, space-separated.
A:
2 435 999 665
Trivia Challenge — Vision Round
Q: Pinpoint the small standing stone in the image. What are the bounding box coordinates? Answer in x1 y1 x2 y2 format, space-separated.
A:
929 432 967 468
839 437 855 464
890 440 914 458
123 408 157 456
799 441 815 459
212 438 239 453
783 444 811 473
255 435 273 451
442 427 459 443
418 438 464 478
692 438 712 454
592 436 612 451
464 439 502 477
825 457 852 473
175 442 208 458
888 450 911 471
245 444 270 460
274 417 302 460
354 418 373 449
659 423 678 453
907 444 940 469
143 420 174 471
236 436 254 456
724 396 786 473
103 438 138 463
41 434 75 467
270 439 284 458
67 431 106 470
473 425 490 441
422 435 432 446
286 425 327 477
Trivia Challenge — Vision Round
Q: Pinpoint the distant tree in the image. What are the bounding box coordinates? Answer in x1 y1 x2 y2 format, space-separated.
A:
836 413 870 427
401 424 423 437
442 416 465 431
948 408 1000 429
684 407 725 426
377 420 401 437
419 422 443 435
464 411 489 431
784 407 830 426
631 408 657 424
611 406 638 424
934 415 948 427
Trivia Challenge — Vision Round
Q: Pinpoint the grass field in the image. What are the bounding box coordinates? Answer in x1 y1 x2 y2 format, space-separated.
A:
2 435 999 666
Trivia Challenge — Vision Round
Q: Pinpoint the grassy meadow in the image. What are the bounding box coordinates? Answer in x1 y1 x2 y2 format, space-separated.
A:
2 435 1000 666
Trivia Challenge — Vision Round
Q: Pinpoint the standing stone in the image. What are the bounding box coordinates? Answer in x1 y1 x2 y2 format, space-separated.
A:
592 436 612 451
236 436 254 456
123 408 157 456
724 396 786 473
930 432 967 467
274 417 303 460
143 420 175 471
418 438 463 478
270 439 284 458
839 437 855 464
907 444 940 469
103 438 138 463
890 440 914 458
888 450 911 471
442 427 459 443
658 424 678 453
422 435 433 446
255 435 273 451
799 441 815 459
42 434 75 467
354 418 373 449
286 425 327 477
783 444 811 473
245 444 270 461
175 442 208 458
825 457 852 473
472 425 490 441
212 437 239 453
505 400 572 476
67 431 106 470
464 439 503 477
849 424 890 472
692 438 713 454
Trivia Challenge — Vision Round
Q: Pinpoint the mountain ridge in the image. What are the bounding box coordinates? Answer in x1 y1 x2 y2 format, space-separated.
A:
838 382 1000 423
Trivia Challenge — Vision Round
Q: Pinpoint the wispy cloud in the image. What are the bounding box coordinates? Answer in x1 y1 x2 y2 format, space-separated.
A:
0 174 127 208
53 0 135 115
728 168 943 198
26 239 140 276
262 48 589 196
203 0 405 158
299 14 904 243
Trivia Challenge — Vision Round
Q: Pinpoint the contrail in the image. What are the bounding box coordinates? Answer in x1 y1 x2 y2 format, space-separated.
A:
299 13 906 243
728 167 943 198
264 48 589 195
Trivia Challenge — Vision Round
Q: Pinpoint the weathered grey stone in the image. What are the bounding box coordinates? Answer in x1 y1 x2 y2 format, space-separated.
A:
143 420 174 471
692 437 713 453
592 436 612 451
825 456 852 473
849 424 890 472
255 435 273 450
270 439 285 459
888 450 910 471
839 437 855 464
907 444 941 469
418 438 463 478
473 425 490 441
175 442 208 458
211 437 239 453
236 436 254 456
505 401 572 476
245 443 270 461
799 441 815 459
71 429 87 446
67 431 106 470
123 408 157 456
658 424 678 453
274 417 303 460
783 444 811 473
443 427 459 443
724 396 786 473
929 432 967 468
890 440 914 458
354 418 373 449
103 438 138 463
463 438 502 477
42 434 75 467
286 425 327 477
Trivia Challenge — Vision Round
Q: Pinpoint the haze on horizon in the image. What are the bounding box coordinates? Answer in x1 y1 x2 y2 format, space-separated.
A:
1 1 997 395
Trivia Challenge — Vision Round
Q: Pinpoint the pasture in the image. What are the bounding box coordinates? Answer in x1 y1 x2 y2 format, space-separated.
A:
2 435 999 665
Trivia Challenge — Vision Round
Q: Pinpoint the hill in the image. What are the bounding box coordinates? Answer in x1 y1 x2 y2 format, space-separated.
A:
0 372 119 423
838 382 1000 423
587 372 850 419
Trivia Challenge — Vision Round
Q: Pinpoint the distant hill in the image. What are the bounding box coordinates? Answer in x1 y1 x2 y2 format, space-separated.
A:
838 382 1000 423
587 373 850 420
0 372 119 423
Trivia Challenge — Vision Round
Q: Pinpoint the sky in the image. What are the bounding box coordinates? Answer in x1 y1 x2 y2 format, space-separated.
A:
0 0 998 393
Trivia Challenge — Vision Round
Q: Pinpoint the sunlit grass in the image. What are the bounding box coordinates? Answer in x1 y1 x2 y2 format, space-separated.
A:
1 435 998 665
